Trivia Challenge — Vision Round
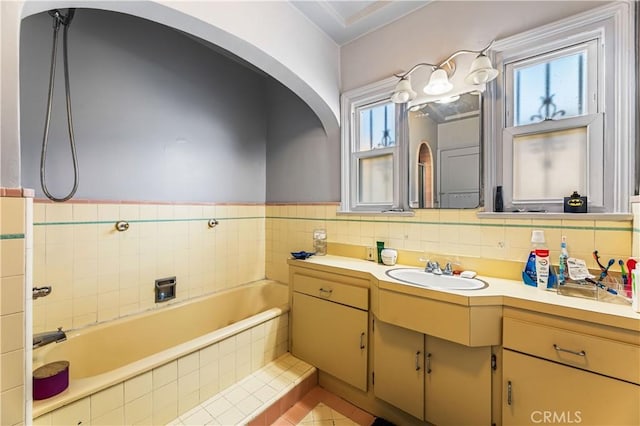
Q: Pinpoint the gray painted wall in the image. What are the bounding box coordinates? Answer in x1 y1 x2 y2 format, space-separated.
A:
265 79 340 203
20 9 268 203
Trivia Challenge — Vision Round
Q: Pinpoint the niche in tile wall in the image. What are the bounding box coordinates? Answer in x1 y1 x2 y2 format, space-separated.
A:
155 276 176 303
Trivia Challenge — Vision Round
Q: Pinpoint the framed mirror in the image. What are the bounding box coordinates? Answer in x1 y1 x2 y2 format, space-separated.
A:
408 92 482 208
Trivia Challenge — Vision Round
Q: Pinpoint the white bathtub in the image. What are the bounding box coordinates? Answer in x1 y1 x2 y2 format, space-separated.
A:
32 280 289 422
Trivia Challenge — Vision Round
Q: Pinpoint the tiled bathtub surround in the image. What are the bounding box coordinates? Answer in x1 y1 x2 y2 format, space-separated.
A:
170 353 317 426
33 201 634 332
32 201 266 332
266 204 633 282
33 312 289 425
1 194 29 426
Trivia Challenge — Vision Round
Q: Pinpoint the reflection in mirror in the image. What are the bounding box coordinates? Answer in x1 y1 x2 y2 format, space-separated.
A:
408 92 482 209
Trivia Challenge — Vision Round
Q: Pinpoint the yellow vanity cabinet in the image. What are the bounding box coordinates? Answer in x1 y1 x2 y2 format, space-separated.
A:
373 317 425 420
290 266 369 391
502 309 640 425
424 335 493 426
373 283 498 425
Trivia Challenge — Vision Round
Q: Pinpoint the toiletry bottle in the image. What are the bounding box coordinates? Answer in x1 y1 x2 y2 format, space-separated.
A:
535 248 550 291
632 264 640 313
523 230 546 287
376 241 385 264
558 236 569 285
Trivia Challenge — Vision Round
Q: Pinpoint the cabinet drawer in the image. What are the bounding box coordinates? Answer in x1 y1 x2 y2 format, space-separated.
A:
504 317 640 384
293 274 368 310
292 292 368 391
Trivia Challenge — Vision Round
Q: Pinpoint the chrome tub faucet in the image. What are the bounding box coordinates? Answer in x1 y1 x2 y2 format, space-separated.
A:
33 286 52 299
33 327 66 349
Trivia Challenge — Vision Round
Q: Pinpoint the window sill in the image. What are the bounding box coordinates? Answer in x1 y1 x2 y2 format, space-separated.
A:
337 210 415 217
477 212 632 221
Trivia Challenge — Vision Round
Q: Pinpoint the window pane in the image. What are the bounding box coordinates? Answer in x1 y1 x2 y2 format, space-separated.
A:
359 154 393 203
512 127 587 202
358 102 396 151
514 51 586 126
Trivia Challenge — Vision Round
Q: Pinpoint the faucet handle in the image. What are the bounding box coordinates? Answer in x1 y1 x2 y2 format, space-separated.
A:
432 261 442 275
443 262 454 275
421 258 433 272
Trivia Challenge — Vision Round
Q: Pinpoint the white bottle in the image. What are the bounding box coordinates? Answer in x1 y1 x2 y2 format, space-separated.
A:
632 265 640 313
531 230 550 291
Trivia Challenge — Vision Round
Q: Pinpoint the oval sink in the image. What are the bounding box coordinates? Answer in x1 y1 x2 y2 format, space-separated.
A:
385 268 488 290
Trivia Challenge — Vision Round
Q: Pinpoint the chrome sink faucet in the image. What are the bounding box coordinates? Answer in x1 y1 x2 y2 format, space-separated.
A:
443 262 454 275
33 327 66 349
424 259 442 274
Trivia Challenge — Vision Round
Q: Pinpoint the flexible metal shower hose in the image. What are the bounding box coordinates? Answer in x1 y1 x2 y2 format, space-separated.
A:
40 10 79 202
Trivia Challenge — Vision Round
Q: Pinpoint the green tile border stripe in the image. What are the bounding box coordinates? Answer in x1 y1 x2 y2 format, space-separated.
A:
265 216 633 232
0 233 25 240
31 215 633 232
33 217 264 226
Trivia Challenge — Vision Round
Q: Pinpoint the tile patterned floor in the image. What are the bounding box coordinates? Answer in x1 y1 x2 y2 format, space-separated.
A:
168 353 315 425
273 386 375 426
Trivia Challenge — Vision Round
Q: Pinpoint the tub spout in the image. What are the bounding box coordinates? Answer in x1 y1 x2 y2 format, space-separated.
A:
33 327 66 349
33 286 52 299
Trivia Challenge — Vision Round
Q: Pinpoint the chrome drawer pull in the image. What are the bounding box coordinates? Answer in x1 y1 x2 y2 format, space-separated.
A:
507 380 512 405
415 350 421 371
426 352 432 374
319 288 333 297
359 332 366 349
553 344 586 357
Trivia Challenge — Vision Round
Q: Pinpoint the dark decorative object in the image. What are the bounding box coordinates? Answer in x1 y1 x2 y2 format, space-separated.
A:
494 186 504 212
564 191 587 213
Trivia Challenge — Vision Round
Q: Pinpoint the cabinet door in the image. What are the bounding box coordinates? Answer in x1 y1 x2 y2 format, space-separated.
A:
291 292 368 391
373 319 424 420
425 335 492 426
503 349 640 425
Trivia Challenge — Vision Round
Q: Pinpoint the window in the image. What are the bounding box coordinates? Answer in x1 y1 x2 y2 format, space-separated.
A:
485 2 635 213
503 40 602 208
356 101 396 205
341 78 408 213
511 45 592 126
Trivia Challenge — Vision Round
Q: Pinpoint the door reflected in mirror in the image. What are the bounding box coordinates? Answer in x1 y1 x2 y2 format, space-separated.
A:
409 92 482 209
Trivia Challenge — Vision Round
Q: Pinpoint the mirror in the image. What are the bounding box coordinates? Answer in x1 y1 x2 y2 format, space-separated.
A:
408 92 482 208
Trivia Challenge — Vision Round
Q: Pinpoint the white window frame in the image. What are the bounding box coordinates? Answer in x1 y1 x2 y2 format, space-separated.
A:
484 1 635 213
340 77 409 213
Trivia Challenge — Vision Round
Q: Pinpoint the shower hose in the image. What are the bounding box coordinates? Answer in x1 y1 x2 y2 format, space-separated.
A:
40 9 78 202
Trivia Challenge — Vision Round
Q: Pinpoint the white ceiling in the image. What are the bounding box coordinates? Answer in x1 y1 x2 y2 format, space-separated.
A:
291 0 432 45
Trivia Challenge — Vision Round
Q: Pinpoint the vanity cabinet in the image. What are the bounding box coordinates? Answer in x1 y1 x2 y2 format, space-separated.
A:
373 318 424 420
290 268 369 391
373 318 493 425
502 310 640 425
424 335 492 426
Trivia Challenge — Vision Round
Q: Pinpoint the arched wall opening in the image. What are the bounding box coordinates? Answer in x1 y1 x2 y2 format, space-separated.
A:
2 0 340 190
16 2 341 202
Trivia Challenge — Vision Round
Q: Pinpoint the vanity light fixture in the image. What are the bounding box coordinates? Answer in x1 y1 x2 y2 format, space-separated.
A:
390 75 417 103
391 40 498 103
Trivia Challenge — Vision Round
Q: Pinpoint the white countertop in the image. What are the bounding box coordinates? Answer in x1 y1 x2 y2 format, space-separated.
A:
289 255 640 332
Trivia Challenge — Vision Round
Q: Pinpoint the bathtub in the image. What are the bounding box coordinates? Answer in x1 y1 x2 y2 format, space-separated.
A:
32 280 289 423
